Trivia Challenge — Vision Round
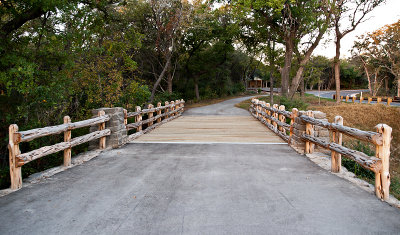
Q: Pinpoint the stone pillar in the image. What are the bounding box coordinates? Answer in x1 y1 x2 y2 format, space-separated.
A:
89 107 127 150
313 111 329 150
290 111 307 152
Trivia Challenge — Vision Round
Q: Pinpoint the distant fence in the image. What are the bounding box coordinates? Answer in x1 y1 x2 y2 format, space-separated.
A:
8 99 185 190
250 98 392 201
333 94 400 106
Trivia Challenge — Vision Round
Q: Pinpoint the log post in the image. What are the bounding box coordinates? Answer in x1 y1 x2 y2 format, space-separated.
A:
181 99 185 113
352 96 356 103
157 102 162 123
305 111 314 154
165 101 169 119
368 97 372 104
63 116 72 167
360 96 364 103
331 116 343 173
278 105 286 133
135 106 142 131
377 97 381 104
375 124 392 201
98 110 106 149
340 96 343 100
290 108 298 143
171 101 175 116
346 95 349 102
175 100 180 114
261 101 268 121
266 103 271 124
272 104 278 130
9 124 22 189
254 99 259 117
123 109 128 125
148 104 154 127
387 98 392 106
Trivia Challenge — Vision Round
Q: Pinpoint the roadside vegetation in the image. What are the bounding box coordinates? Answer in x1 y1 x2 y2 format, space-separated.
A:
237 94 400 199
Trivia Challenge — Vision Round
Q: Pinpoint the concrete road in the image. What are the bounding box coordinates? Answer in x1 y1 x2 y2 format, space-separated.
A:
306 89 400 106
1 97 400 234
184 96 254 116
306 89 369 99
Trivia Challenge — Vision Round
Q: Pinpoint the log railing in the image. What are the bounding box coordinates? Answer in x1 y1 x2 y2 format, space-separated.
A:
124 99 185 141
333 94 400 106
250 98 392 201
249 99 294 142
8 111 111 190
8 98 186 190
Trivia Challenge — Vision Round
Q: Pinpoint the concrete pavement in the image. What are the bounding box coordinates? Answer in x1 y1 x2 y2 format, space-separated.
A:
0 96 400 234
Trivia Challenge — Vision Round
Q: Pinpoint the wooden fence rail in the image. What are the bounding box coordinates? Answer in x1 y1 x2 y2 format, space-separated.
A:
8 111 110 190
124 99 185 141
250 98 392 201
333 94 400 106
8 99 185 191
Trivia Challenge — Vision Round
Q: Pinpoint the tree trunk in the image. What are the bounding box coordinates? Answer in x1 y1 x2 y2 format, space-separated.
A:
150 54 171 102
300 76 305 97
385 76 389 95
281 37 294 97
194 77 200 100
334 36 341 104
167 71 173 93
397 76 400 97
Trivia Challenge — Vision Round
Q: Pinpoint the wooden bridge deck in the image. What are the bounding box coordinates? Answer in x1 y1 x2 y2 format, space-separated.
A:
133 115 284 143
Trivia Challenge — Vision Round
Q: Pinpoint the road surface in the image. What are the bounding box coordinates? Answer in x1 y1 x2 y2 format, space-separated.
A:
0 97 399 234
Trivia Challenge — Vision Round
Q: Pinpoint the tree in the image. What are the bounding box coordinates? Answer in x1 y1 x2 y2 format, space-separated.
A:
353 20 400 96
332 0 384 103
230 0 333 98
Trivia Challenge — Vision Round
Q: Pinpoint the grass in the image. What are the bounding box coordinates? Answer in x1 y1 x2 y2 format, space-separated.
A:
237 92 400 200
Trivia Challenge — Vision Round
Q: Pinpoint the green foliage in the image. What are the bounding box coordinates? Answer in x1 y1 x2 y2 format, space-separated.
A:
342 140 375 180
275 96 309 111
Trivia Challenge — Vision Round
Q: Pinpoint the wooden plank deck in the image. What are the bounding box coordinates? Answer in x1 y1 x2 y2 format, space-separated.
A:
133 115 285 143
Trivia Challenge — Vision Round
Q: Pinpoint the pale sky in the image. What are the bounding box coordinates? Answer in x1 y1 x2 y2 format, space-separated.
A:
313 0 400 58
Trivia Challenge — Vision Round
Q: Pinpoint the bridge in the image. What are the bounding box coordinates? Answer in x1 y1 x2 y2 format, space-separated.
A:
1 96 400 234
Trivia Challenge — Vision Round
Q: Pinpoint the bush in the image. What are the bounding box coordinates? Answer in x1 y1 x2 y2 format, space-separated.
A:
277 96 309 111
154 91 183 105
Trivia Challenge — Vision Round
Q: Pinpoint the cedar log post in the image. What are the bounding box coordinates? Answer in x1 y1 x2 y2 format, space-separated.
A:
272 104 279 130
157 102 162 123
387 98 392 106
279 105 285 133
135 106 142 131
368 97 372 104
331 116 343 173
346 95 349 102
165 101 169 119
9 124 22 189
266 103 271 124
123 109 128 125
305 111 314 154
98 110 106 149
148 104 154 127
377 97 382 104
360 96 364 103
375 124 392 201
289 108 298 144
63 116 72 166
171 101 175 116
352 96 356 103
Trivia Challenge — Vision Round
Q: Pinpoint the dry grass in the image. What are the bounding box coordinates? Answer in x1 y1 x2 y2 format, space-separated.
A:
312 103 400 199
236 94 400 199
310 103 400 177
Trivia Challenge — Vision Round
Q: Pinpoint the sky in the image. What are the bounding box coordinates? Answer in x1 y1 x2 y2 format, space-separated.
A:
313 0 400 59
